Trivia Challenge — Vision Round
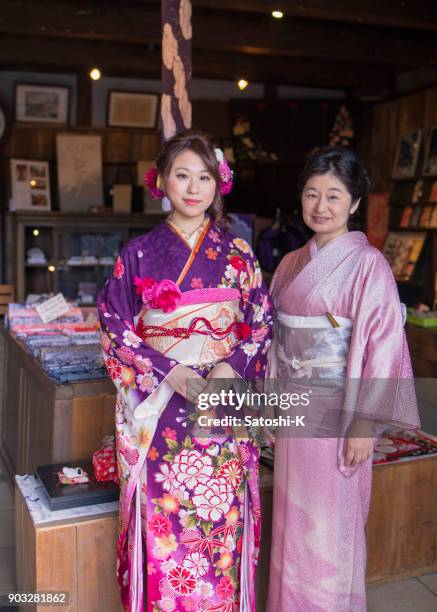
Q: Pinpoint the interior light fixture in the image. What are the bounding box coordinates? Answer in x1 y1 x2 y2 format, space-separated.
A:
33 229 40 237
48 265 56 273
89 67 102 81
238 79 249 91
272 10 284 19
29 179 37 187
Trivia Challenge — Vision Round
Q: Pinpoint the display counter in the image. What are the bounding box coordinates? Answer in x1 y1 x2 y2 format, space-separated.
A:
406 322 437 377
3 324 437 606
0 325 115 480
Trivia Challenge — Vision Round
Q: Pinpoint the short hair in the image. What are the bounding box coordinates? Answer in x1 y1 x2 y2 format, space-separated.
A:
156 129 231 230
299 146 370 203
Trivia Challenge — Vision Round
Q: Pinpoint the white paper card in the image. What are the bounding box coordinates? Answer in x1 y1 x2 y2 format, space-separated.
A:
36 293 71 324
85 312 98 326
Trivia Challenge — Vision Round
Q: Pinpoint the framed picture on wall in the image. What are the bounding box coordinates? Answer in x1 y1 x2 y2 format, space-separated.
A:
56 134 103 212
107 91 159 129
392 130 422 179
15 84 70 124
9 159 51 211
423 126 437 177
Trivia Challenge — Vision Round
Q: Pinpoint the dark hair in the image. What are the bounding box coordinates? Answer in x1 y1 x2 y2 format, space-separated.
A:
156 129 231 230
299 146 370 204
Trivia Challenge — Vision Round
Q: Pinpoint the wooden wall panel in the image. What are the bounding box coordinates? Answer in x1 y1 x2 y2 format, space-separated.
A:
70 394 116 461
36 525 78 612
398 91 426 133
366 458 437 584
77 518 122 612
2 125 160 164
15 488 36 595
360 85 437 191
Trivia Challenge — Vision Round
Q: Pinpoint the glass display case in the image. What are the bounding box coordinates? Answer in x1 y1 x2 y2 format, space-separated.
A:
9 211 164 303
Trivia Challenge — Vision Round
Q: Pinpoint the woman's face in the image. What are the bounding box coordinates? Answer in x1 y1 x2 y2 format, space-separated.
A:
165 149 217 222
301 172 359 245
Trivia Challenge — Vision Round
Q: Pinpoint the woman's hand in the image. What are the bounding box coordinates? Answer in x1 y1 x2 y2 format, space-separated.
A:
344 418 374 466
166 365 206 402
206 362 236 380
343 437 374 466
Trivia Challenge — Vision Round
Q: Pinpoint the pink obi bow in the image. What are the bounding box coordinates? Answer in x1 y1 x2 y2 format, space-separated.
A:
134 276 182 313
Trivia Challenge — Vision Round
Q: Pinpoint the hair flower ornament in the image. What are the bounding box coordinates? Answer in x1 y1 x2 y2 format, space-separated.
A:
144 168 165 200
215 147 233 195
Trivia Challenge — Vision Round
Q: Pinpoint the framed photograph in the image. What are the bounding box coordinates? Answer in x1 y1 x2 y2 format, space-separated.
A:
423 126 437 177
10 159 51 211
392 130 422 179
107 91 159 128
15 84 69 124
383 231 426 281
56 134 103 212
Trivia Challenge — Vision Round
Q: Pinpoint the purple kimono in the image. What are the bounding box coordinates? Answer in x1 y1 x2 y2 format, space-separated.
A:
97 219 273 612
267 231 420 612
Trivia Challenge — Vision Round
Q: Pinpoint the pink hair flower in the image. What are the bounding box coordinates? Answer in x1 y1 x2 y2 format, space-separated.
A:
144 167 164 200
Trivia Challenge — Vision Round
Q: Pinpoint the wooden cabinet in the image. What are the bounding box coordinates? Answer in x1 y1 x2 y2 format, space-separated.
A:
406 323 437 377
15 487 121 612
0 327 116 480
8 211 163 303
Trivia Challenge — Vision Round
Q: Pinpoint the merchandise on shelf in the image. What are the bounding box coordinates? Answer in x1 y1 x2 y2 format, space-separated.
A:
6 301 106 383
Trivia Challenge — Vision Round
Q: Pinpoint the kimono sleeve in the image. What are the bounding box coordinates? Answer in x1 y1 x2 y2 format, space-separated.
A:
222 244 274 379
345 250 420 430
97 247 179 419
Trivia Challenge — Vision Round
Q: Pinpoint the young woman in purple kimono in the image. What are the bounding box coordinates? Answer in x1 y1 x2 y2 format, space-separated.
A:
267 147 420 612
98 130 273 612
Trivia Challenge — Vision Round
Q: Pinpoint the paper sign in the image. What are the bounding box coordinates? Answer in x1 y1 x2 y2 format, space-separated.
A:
85 312 99 327
36 293 71 324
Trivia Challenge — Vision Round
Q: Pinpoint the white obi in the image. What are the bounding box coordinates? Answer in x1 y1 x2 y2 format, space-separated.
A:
133 298 241 420
271 312 353 381
135 299 241 368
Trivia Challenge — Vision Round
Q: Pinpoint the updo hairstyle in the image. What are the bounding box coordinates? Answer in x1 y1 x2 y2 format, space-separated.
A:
156 129 231 229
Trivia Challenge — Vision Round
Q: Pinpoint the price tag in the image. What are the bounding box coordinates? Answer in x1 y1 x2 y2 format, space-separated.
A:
35 294 71 324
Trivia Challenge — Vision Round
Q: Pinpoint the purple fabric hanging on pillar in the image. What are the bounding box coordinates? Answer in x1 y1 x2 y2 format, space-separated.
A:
161 0 192 140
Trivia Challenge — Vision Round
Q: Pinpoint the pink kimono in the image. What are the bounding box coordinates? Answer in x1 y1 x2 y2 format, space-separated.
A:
267 231 420 612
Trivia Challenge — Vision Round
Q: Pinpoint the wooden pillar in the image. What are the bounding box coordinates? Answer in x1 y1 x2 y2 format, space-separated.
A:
77 72 92 126
161 0 192 140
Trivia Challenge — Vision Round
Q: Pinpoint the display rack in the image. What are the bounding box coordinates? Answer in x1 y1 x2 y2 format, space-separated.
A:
7 211 164 303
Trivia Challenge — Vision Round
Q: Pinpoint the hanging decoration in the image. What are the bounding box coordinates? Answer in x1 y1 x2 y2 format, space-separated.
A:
329 104 354 147
161 0 192 141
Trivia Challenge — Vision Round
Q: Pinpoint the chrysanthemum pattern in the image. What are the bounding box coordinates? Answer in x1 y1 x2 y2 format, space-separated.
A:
171 449 214 490
192 478 234 522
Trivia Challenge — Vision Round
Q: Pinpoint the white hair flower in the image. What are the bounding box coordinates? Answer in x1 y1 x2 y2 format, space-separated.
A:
214 148 224 163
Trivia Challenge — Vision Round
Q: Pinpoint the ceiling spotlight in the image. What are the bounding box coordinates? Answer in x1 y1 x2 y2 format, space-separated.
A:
272 10 284 19
33 229 40 237
238 79 249 91
89 67 102 80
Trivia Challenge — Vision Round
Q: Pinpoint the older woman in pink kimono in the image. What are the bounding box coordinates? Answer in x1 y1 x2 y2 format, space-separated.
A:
267 147 420 612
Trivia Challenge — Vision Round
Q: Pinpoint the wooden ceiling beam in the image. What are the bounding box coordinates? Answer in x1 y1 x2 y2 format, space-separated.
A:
0 35 395 91
0 1 436 68
190 0 437 32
